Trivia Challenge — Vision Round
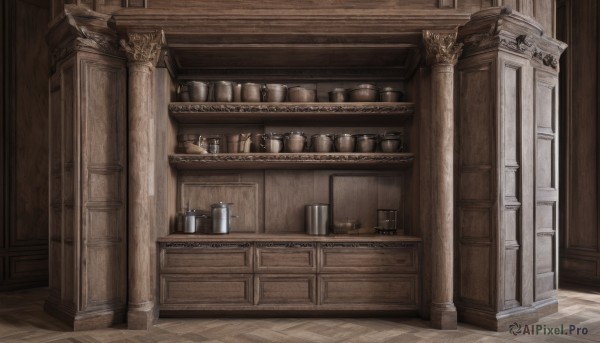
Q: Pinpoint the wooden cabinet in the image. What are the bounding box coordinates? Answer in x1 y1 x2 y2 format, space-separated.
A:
455 7 566 331
158 237 421 315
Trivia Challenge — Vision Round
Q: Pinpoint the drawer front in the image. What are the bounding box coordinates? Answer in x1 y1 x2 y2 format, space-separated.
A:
160 274 253 306
254 274 317 306
255 243 316 273
160 244 253 273
319 274 418 306
319 243 418 273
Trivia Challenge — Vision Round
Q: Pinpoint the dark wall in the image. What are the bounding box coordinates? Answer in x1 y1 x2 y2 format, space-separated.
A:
558 0 600 287
0 0 50 290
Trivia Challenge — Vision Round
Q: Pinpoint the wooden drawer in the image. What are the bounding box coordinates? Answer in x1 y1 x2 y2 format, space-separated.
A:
160 243 252 273
319 242 419 273
319 274 418 307
160 274 253 306
255 242 316 273
254 274 317 306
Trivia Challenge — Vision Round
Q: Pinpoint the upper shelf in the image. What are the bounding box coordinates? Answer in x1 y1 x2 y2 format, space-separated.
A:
169 102 415 125
169 153 414 170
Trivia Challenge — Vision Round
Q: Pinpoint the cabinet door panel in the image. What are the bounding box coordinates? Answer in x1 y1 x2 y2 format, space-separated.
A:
160 274 253 306
319 246 418 273
255 244 316 273
319 274 418 307
160 247 253 273
254 274 317 306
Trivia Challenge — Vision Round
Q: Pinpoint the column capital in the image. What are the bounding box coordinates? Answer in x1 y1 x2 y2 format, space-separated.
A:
120 30 165 65
423 30 463 66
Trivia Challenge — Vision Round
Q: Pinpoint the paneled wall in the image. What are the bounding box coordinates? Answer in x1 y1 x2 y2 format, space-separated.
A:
0 0 49 291
558 0 600 287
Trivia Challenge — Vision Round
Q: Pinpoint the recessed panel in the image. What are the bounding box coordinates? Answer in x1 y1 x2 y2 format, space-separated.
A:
161 274 253 306
89 171 120 202
180 182 258 232
459 171 491 201
88 209 120 242
536 138 554 189
459 245 491 307
86 245 123 307
459 208 491 240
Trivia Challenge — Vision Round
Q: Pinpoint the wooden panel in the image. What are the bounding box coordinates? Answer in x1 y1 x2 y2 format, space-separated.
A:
560 257 597 277
147 0 439 10
459 62 493 167
265 171 316 233
11 0 49 247
160 274 253 306
330 174 402 231
160 246 253 274
459 245 491 307
459 208 491 240
85 245 124 308
319 274 418 306
8 255 48 280
49 241 61 292
255 244 316 273
319 245 418 273
535 233 554 274
254 274 316 306
504 248 520 308
180 182 258 233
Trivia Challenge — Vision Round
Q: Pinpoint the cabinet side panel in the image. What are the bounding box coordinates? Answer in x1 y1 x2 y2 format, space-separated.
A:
80 57 127 312
456 58 496 311
534 70 558 302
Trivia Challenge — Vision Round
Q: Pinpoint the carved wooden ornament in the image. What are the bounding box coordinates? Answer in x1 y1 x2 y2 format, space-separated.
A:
120 30 165 64
423 30 463 66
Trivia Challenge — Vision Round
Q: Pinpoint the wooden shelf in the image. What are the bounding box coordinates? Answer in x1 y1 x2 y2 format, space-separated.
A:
159 233 422 244
169 102 414 125
169 153 414 170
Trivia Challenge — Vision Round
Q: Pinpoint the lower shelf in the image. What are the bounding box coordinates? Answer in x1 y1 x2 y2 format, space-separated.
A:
169 153 414 170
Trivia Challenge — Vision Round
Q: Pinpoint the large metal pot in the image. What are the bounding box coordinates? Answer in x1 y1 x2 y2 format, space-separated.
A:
213 81 234 102
188 81 209 102
284 132 306 152
241 83 262 102
311 134 333 152
263 133 283 153
334 133 355 152
354 134 377 152
349 84 377 102
288 86 317 102
263 84 287 102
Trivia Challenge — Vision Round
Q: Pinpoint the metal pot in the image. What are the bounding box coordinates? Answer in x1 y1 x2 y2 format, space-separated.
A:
241 83 262 102
288 87 317 102
263 84 287 102
284 132 306 153
379 87 403 102
311 134 333 152
188 81 209 102
263 133 284 153
178 84 190 102
349 84 377 102
233 83 242 102
183 209 198 233
334 133 355 152
379 132 403 152
213 81 234 102
377 209 397 231
354 134 377 152
328 88 347 102
238 133 252 153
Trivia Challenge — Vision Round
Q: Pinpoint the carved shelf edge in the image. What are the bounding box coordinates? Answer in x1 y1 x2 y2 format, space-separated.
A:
160 242 251 249
168 102 415 124
169 153 414 170
321 242 418 248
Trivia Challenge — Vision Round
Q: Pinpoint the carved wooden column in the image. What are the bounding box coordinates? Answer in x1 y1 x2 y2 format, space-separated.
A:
120 31 164 330
423 30 462 330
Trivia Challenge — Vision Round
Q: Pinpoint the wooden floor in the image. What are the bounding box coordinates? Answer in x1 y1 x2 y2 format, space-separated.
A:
0 287 598 343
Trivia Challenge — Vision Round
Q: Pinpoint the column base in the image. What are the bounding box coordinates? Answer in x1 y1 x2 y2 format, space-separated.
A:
431 303 458 330
45 299 126 331
127 303 156 330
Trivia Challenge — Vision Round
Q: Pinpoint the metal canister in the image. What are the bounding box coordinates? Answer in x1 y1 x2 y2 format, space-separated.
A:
211 202 231 234
183 210 198 234
305 204 329 235
377 209 397 231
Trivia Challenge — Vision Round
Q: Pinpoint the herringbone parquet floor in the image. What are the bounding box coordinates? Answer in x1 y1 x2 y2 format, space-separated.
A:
0 287 598 343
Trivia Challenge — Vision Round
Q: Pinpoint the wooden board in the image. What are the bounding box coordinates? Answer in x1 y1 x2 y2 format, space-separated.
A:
179 182 259 233
330 174 403 232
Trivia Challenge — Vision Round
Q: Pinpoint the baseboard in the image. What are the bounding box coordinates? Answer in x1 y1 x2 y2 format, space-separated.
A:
44 299 126 331
457 300 558 332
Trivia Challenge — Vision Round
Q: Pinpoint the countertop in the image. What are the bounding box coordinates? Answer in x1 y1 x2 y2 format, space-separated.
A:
158 233 422 243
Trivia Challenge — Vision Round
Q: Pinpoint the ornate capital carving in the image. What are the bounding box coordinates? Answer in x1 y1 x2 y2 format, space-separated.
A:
423 30 463 66
120 31 165 65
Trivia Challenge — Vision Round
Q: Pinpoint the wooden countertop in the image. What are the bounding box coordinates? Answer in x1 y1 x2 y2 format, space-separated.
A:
158 233 421 243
